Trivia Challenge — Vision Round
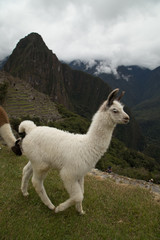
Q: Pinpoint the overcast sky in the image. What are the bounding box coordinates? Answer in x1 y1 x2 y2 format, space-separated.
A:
1 0 160 69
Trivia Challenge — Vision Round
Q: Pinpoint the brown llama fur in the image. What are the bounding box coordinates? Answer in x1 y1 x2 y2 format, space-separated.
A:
0 106 9 127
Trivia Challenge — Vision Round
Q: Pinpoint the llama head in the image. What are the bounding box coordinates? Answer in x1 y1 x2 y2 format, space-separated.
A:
100 88 130 125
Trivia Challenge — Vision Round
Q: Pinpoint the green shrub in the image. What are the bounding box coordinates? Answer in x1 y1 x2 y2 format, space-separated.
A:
10 115 41 132
49 104 90 134
96 138 160 183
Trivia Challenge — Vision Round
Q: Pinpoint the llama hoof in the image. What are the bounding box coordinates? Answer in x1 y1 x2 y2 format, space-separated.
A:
22 192 29 197
55 207 59 213
79 210 86 215
48 204 55 210
55 206 61 213
55 204 65 213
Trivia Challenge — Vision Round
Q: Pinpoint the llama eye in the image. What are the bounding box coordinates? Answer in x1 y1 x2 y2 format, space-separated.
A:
112 109 118 113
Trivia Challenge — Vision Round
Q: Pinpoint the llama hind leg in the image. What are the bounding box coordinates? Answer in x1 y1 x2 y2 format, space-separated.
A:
21 161 33 196
32 169 55 210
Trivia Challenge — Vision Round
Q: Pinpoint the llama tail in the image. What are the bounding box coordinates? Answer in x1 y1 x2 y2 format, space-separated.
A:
19 120 37 135
0 106 22 156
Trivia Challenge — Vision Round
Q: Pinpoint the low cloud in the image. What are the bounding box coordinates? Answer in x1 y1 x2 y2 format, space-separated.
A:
0 0 160 69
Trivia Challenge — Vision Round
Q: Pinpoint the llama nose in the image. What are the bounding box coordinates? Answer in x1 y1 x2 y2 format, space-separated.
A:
124 115 130 123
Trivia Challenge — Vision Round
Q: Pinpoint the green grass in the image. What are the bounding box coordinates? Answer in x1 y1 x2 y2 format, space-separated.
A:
0 144 160 240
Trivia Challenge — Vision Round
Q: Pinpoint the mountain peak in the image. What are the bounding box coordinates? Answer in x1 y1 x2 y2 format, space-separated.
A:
26 32 42 39
21 32 46 45
19 32 44 43
4 32 53 77
15 32 49 53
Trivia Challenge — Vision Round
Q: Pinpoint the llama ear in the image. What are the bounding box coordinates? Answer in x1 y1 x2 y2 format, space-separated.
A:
117 91 125 101
107 88 119 107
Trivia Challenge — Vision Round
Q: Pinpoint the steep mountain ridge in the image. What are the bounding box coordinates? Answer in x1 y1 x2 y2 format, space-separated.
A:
0 56 8 69
4 33 112 116
143 66 160 100
4 33 71 109
69 60 152 107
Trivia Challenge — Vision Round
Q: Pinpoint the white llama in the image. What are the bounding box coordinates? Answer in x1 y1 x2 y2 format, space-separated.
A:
0 89 129 214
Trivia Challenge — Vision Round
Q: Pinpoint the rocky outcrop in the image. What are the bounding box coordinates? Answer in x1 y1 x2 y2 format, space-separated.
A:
88 168 160 199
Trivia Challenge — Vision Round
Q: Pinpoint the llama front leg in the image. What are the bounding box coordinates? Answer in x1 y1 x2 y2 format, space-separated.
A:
55 181 84 214
32 169 55 210
79 177 84 194
75 177 85 215
55 172 84 214
21 161 33 196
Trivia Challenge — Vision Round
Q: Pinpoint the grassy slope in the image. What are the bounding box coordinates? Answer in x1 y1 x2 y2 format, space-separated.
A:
0 145 160 240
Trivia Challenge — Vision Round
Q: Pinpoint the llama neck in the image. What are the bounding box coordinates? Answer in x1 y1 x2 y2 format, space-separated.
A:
0 123 16 148
87 111 115 140
86 111 116 165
